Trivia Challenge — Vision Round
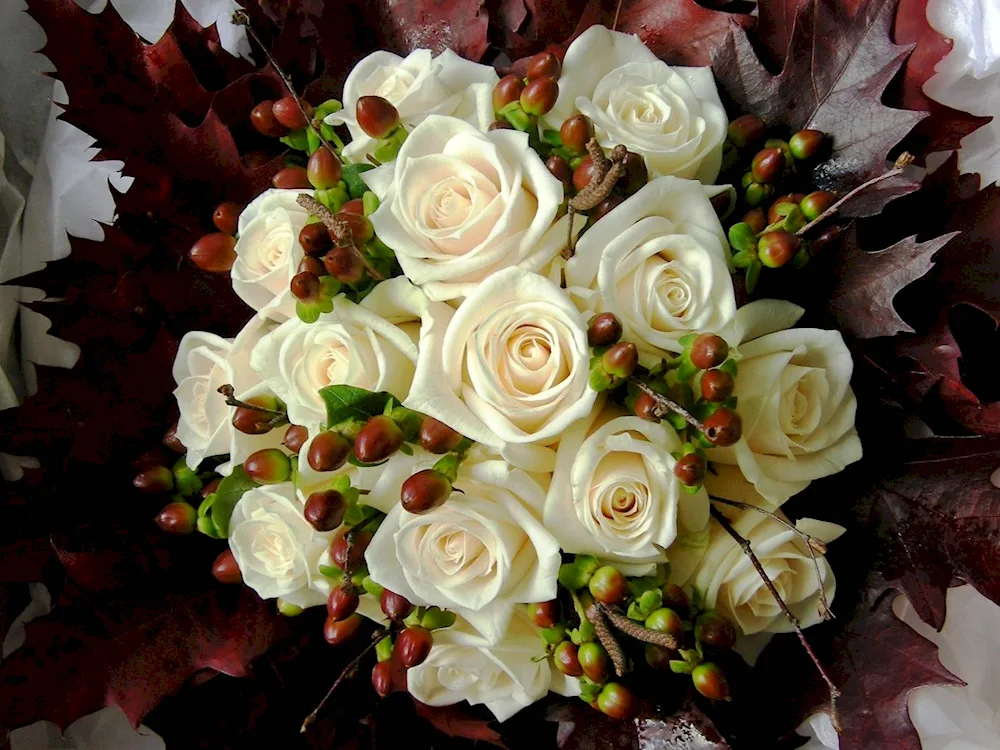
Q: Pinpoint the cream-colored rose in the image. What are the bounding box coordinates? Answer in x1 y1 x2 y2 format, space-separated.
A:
407 612 580 722
364 458 561 645
682 509 844 635
364 115 571 301
172 331 233 470
565 176 735 365
706 300 863 507
547 25 727 181
544 409 709 579
232 189 312 321
328 49 498 163
406 267 598 473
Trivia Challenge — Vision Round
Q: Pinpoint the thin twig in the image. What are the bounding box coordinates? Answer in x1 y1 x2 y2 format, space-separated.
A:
295 195 386 281
217 384 287 427
630 379 707 433
600 604 679 650
796 152 914 237
231 11 344 164
612 0 624 31
585 603 628 677
710 495 833 620
709 506 841 733
564 141 626 259
301 628 388 733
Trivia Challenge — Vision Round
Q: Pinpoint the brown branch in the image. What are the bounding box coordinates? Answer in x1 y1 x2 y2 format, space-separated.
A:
600 604 679 650
563 141 627 259
710 496 833 620
301 628 389 733
585 603 628 677
295 195 386 281
217 384 288 427
796 152 914 237
709 506 841 733
630 379 707 433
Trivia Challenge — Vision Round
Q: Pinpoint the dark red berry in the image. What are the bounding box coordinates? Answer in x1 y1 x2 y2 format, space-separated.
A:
578 642 609 684
573 155 598 191
327 586 360 621
528 600 560 628
243 448 292 484
331 528 373 570
134 466 174 493
305 490 347 532
673 453 706 486
493 75 525 113
299 222 333 256
520 76 558 117
742 207 767 235
692 663 730 700
663 584 689 613
789 129 825 160
810 224 842 255
700 369 735 402
213 201 242 235
232 396 279 435
526 51 561 80
372 661 393 697
560 114 594 154
554 641 583 676
272 96 311 130
190 233 236 273
354 415 403 463
200 478 221 499
400 469 452 514
800 190 835 221
337 210 374 245
250 100 287 137
163 422 185 453
587 312 623 348
323 247 365 284
726 114 765 148
589 194 624 223
290 271 321 301
283 424 309 453
396 627 433 668
621 151 647 195
689 334 729 370
298 256 325 276
272 166 311 190
307 430 351 472
601 341 638 379
212 549 242 584
633 390 660 422
546 155 573 190
324 613 362 645
308 147 343 190
356 96 400 139
488 119 514 130
695 610 737 649
703 407 743 447
751 147 784 183
155 501 196 534
381 590 414 621
418 417 462 454
597 683 636 720
645 643 675 670
757 230 799 268
589 565 627 605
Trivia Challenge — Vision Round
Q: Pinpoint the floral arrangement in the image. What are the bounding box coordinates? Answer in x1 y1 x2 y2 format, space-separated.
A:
5 1 1000 749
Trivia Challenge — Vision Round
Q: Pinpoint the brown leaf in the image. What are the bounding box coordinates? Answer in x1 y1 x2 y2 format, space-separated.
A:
414 701 508 747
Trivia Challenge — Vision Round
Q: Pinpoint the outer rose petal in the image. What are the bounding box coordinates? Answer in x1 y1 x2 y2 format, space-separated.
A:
172 331 233 470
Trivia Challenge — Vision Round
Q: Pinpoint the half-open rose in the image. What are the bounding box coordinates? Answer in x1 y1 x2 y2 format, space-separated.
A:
364 115 571 301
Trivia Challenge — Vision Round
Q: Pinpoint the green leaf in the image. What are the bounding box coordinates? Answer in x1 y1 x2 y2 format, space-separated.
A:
280 129 310 152
669 660 694 674
306 128 321 155
203 466 258 538
541 129 562 147
319 384 395 428
342 163 375 199
361 576 384 599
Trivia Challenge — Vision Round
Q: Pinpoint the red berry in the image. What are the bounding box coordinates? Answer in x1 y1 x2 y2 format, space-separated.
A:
163 422 185 453
307 430 351 472
573 155 598 191
282 424 309 454
692 663 730 700
789 129 825 160
381 590 414 621
155 501 196 534
751 147 784 183
323 247 365 284
493 74 525 113
663 584 689 614
327 586 360 621
633 390 660 422
560 114 594 154
554 641 583 677
396 626 433 668
601 341 638 379
589 566 627 605
356 95 400 139
810 224 842 255
673 453 706 487
189 233 237 273
703 407 743 447
527 51 561 80
290 271 321 301
578 642 609 684
621 152 648 195
726 114 766 148
520 76 559 117
758 230 800 268
589 194 624 223
232 396 279 435
597 683 636 720
489 119 514 130
133 466 174 493
700 369 735 402
742 207 767 235
243 448 292 484
695 610 737 649
645 643 674 670
272 95 311 130
400 469 452 514
418 417 462 454
645 607 684 635
213 201 242 235
212 549 242 584
324 613 362 645
337 208 374 245
331 528 372 570
307 148 343 190
800 190 836 221
587 312 623 348
304 490 347 532
528 600 560 628
546 155 573 190
354 415 403 464
250 100 287 136
372 661 393 697
689 334 729 370
272 166 312 190
200 478 221 499
298 256 325 276
299 222 333 256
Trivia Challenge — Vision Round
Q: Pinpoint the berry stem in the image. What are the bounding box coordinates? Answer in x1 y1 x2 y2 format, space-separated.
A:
295 195 386 281
709 495 833 620
795 152 914 237
599 604 679 650
231 11 345 164
300 627 389 733
630 379 707 434
584 602 628 678
564 139 627 258
217 384 287 427
709 506 841 733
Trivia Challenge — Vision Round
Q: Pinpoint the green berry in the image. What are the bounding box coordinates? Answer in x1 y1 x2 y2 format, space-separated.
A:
726 114 766 148
589 565 628 605
757 230 800 269
578 641 609 684
243 448 292 484
597 683 636 720
800 190 836 221
692 662 730 700
645 607 684 635
789 129 825 160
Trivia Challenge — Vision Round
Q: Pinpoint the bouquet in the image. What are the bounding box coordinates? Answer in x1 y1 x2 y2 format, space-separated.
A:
3 1 998 749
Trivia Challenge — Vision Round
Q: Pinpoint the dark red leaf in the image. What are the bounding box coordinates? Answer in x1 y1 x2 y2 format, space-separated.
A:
365 0 489 61
414 700 507 747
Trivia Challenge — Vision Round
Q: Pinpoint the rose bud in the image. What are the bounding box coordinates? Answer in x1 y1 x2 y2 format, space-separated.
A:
700 369 735 402
282 424 309 453
520 76 559 116
757 230 800 268
726 113 765 148
372 661 393 697
189 233 237 273
695 610 737 649
330 527 372 570
212 201 242 235
589 194 624 223
527 51 561 80
250 100 287 137
689 334 729 370
272 95 311 130
381 589 414 621
528 600 559 628
307 430 351 472
212 549 242 584
789 129 825 160
800 190 836 221
702 407 743 447
559 114 593 154
243 448 292 484
155 501 196 534
692 662 730 701
396 626 433 668
633 390 660 422
750 147 784 183
232 394 282 435
573 155 598 191
597 683 636 720
356 95 400 138
673 453 706 486
354 415 404 463
418 417 463 454
134 465 175 493
554 641 583 676
492 74 525 113
304 489 346 532
589 565 627 605
488 119 514 131
578 642 609 683
324 613 362 645
298 222 333 257
323 247 365 284
742 207 767 235
272 166 311 190
645 607 684 635
400 469 452 514
601 341 638 380
290 271 321 301
587 312 623 348
768 193 806 225
298 256 325 276
546 155 573 190
621 151 647 195
307 147 343 190
327 586 360 621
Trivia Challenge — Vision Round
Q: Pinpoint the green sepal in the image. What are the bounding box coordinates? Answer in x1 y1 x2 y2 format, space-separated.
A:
780 206 806 233
740 171 755 189
499 101 533 132
361 576 384 600
389 406 423 441
314 99 343 120
589 357 614 392
172 459 203 497
319 275 341 298
669 660 694 674
540 624 567 646
350 565 369 591
296 300 322 324
280 129 310 152
196 516 220 538
319 564 343 579
793 245 811 269
744 259 762 294
316 183 349 212
432 452 463 483
403 607 424 627
718 358 738 377
639 588 663 614
362 191 380 216
342 163 375 199
732 249 757 269
375 635 394 662
579 677 602 703
373 126 408 164
305 128 321 155
197 467 258 538
421 607 456 630
541 129 562 146
626 601 646 621
727 222 757 253
559 555 599 591
674 359 699 384
399 442 414 456
277 600 304 617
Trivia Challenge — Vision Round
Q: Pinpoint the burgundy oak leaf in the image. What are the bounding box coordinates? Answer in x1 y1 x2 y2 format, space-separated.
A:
365 0 489 61
414 701 508 748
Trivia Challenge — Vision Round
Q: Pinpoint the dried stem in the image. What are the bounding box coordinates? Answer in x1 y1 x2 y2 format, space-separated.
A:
231 10 344 163
563 140 627 259
295 195 386 281
630 379 707 433
600 604 679 650
709 506 841 732
612 0 624 31
585 603 628 677
301 628 389 733
796 152 914 237
217 384 287 427
710 495 833 620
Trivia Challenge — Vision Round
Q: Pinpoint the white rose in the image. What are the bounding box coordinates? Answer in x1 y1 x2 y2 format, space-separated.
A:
364 115 571 301
329 49 498 164
172 331 233 470
565 176 735 365
544 410 710 579
249 278 447 427
684 509 844 635
228 483 330 608
548 25 727 181
232 188 313 321
406 267 598 473
706 300 863 507
364 458 561 645
407 612 580 722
